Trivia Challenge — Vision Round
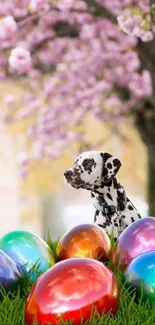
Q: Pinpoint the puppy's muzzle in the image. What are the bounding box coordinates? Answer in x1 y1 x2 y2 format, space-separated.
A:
64 170 73 182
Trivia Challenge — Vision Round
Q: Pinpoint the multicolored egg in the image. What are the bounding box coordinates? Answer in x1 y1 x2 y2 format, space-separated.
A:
0 230 55 280
25 258 120 325
56 223 111 262
112 217 155 271
0 249 22 291
125 251 155 302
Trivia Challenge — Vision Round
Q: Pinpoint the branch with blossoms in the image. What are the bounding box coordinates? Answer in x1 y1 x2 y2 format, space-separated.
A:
0 0 154 177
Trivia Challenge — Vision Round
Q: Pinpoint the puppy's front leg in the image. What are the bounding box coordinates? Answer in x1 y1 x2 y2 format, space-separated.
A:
94 211 119 240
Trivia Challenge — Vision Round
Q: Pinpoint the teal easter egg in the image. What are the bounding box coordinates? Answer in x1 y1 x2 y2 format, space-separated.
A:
0 230 55 280
125 251 155 302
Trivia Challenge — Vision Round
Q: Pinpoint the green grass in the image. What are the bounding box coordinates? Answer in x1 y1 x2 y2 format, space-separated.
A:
1 238 155 325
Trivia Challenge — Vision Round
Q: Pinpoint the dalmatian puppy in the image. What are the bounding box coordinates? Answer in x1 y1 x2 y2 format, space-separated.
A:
64 151 141 239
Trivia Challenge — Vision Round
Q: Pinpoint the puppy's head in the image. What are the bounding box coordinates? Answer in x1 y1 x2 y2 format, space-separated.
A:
64 151 121 190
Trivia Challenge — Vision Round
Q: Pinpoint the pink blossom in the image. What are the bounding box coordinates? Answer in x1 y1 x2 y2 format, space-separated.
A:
9 47 32 74
29 0 49 13
4 94 16 105
141 31 154 42
57 0 74 11
81 24 98 39
0 16 17 40
16 100 41 118
0 15 17 48
117 15 143 35
17 151 30 178
128 71 152 98
118 16 136 34
117 12 153 42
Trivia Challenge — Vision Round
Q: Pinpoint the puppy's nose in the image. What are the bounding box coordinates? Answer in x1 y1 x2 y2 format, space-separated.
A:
64 170 73 178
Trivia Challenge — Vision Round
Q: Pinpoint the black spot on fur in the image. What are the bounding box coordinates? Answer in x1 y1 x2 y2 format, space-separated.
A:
128 205 134 210
102 167 108 178
82 158 96 172
131 217 135 222
75 158 79 165
91 192 95 198
107 193 112 200
117 190 123 198
97 223 107 228
102 152 112 162
113 178 118 189
98 195 104 201
104 180 112 187
113 158 121 175
105 219 112 226
94 210 100 222
113 159 120 167
138 214 141 219
107 163 112 169
94 185 99 190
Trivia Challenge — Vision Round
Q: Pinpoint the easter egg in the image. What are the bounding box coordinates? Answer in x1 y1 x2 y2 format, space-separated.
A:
0 230 55 280
56 223 111 262
112 217 155 271
0 249 22 292
125 251 155 302
25 258 120 325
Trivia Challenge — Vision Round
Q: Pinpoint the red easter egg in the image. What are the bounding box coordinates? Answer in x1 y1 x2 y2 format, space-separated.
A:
56 223 111 262
25 258 120 325
112 217 155 271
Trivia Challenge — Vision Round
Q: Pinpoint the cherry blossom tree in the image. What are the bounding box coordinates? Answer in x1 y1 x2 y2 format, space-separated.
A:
0 0 155 213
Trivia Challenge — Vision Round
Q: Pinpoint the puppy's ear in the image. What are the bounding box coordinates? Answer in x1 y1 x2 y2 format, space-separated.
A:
100 152 121 183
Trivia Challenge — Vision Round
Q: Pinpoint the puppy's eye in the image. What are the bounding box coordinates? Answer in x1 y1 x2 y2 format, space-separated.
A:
82 158 95 170
86 160 93 168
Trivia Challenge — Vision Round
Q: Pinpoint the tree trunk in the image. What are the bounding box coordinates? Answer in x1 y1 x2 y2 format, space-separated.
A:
135 108 155 216
133 37 155 215
148 150 155 216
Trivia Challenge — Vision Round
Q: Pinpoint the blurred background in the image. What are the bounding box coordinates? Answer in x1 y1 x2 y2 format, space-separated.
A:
0 0 154 241
0 80 148 240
